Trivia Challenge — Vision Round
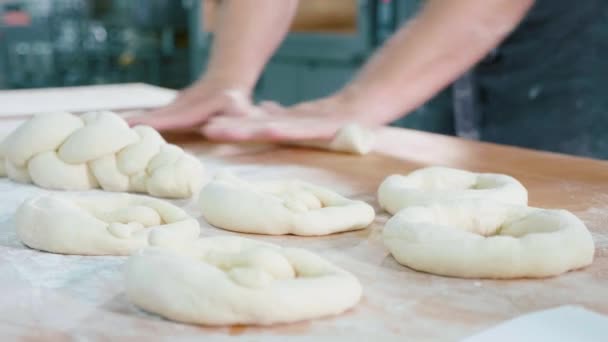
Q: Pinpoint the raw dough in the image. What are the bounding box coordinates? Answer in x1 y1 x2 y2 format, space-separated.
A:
378 166 528 215
288 124 375 155
198 173 375 235
0 111 203 198
223 90 375 155
125 236 362 325
16 193 200 255
383 201 595 278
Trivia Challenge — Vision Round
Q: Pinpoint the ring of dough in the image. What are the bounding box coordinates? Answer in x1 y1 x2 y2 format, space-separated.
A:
378 166 528 215
0 111 203 198
198 173 375 236
16 193 200 255
125 236 362 325
383 201 595 278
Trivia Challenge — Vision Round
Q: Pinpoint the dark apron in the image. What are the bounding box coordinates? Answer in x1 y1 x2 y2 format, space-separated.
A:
396 0 608 159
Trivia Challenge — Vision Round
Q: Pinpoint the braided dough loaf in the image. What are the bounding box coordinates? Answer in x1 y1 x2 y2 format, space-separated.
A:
383 201 595 278
199 173 375 235
378 166 528 215
125 236 362 325
0 111 203 198
16 193 200 255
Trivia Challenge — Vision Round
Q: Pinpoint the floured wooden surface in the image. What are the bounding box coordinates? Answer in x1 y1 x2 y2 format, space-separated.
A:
1 129 608 341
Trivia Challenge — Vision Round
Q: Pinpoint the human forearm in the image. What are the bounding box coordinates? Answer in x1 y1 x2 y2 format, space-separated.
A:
203 0 299 92
339 0 534 124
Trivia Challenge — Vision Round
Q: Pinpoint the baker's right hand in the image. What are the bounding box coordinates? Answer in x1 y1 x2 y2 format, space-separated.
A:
127 79 255 132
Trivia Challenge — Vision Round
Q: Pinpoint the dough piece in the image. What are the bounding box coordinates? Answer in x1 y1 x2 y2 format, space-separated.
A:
198 173 375 235
378 166 528 215
383 201 595 278
125 236 362 325
222 90 374 155
16 193 200 255
287 123 375 155
0 111 203 198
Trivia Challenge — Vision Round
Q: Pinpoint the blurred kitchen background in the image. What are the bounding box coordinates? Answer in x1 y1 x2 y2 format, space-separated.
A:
0 0 459 134
0 0 415 94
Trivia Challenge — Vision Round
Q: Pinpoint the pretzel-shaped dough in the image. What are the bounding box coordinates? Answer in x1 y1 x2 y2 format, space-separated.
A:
16 193 200 255
378 166 528 215
383 201 595 278
0 111 203 198
199 173 375 235
125 236 362 325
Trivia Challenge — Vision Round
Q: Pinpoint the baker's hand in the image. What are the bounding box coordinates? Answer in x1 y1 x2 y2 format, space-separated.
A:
202 93 367 142
127 79 255 131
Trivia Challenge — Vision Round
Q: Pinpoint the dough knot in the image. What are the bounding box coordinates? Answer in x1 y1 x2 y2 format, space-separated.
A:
378 166 528 214
125 236 363 325
16 193 201 255
207 246 296 288
199 174 375 235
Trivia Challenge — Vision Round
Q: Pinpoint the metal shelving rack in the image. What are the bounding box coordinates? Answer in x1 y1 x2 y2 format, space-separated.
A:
0 0 191 89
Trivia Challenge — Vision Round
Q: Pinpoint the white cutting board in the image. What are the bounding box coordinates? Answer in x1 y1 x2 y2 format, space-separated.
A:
463 306 608 342
0 83 177 118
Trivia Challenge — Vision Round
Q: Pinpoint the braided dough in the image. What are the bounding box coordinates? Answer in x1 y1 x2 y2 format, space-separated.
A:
16 193 200 255
199 173 375 235
0 111 203 198
125 236 362 325
378 166 528 215
383 201 595 278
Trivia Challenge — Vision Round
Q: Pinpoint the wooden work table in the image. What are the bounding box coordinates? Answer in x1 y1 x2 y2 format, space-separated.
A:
1 124 607 340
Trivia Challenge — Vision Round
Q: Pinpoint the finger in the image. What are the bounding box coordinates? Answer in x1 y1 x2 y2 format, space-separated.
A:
202 116 338 142
127 85 212 126
224 99 267 118
132 96 226 131
258 101 285 114
127 98 190 126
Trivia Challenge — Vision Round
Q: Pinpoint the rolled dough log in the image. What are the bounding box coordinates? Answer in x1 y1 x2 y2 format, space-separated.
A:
125 236 362 325
198 173 375 235
378 166 528 215
223 90 375 155
287 123 375 155
383 201 595 278
16 193 200 255
0 111 203 198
